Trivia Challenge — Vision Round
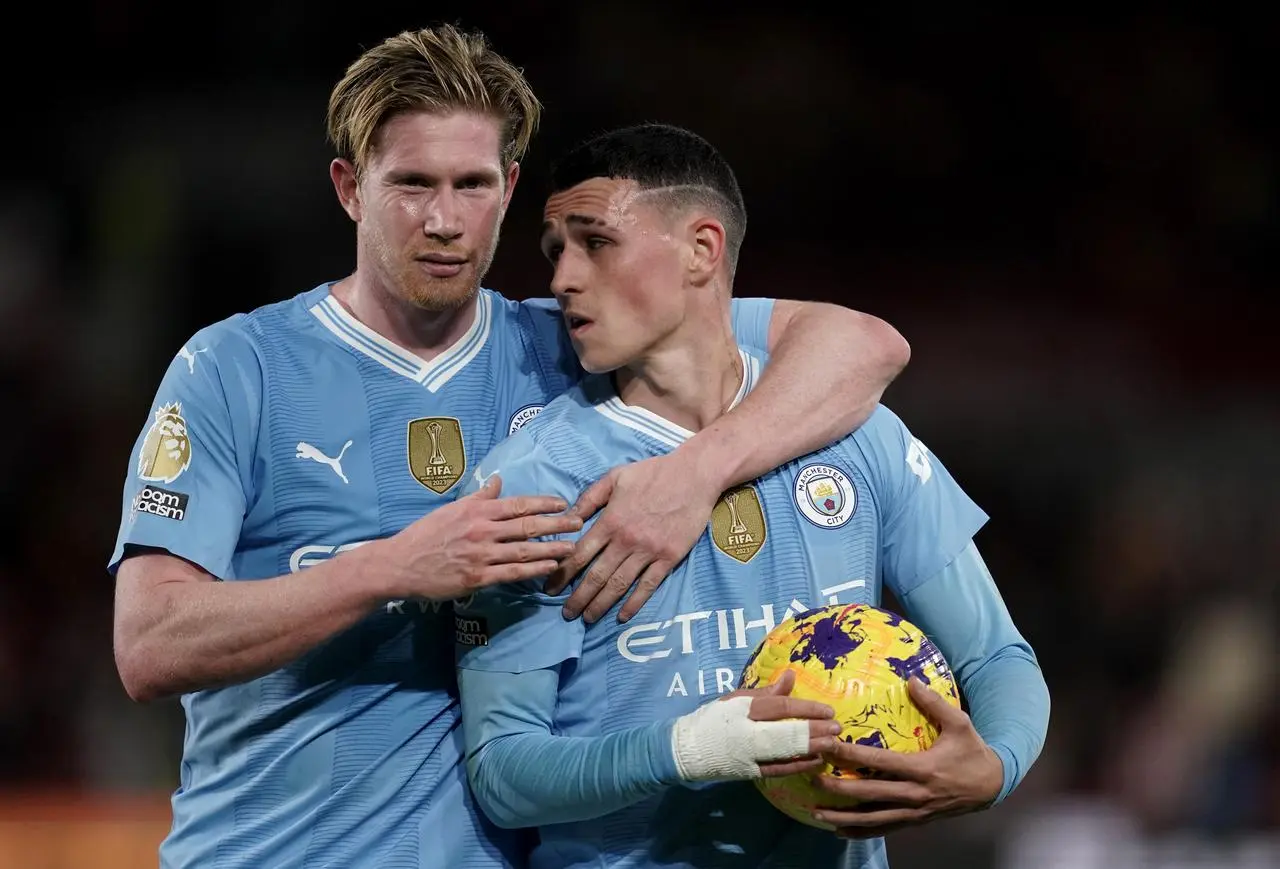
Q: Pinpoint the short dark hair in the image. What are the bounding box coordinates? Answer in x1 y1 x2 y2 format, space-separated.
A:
549 123 748 274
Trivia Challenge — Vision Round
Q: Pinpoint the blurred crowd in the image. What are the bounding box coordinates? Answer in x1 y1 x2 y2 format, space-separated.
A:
1 6 1275 867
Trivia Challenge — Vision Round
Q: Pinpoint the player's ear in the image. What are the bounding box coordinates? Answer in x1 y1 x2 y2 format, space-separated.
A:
501 161 521 215
686 216 726 287
330 158 362 222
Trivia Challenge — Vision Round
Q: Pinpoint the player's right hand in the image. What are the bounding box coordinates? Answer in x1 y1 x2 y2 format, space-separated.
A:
722 669 844 778
671 669 842 782
379 474 582 601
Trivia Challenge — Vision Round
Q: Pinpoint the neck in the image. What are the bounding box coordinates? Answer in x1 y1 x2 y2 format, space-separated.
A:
614 312 742 433
330 274 477 361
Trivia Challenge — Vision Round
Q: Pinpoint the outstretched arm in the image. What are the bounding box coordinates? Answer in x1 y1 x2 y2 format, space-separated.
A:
461 664 838 829
550 300 910 621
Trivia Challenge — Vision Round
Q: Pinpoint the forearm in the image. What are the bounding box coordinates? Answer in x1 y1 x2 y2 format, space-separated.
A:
116 545 391 700
459 666 820 827
690 302 909 488
899 543 1050 804
459 666 679 828
955 643 1050 803
470 722 679 828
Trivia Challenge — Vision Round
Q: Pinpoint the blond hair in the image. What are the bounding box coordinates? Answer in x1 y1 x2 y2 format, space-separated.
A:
326 24 542 177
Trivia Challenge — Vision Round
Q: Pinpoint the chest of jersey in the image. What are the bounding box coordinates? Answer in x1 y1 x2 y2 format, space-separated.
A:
241 334 559 579
569 452 883 726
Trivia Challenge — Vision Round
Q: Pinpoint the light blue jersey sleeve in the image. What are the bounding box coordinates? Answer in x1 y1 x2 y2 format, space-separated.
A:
855 406 989 594
854 406 1049 804
898 543 1050 804
108 326 259 579
455 432 683 829
729 296 775 352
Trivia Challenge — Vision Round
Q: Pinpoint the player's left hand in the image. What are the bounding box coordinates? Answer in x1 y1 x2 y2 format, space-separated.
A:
812 678 1005 839
544 451 720 623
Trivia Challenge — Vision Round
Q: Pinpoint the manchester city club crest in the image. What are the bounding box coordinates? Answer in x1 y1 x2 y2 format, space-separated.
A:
793 463 857 528
508 404 544 435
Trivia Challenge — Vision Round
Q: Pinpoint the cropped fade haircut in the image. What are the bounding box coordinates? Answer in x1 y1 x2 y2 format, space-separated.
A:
326 24 542 178
549 123 748 276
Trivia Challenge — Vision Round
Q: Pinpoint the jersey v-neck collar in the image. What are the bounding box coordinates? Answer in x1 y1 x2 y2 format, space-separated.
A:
593 349 760 448
308 286 492 392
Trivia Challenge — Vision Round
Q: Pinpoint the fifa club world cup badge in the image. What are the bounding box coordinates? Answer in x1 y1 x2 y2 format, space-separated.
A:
138 402 193 484
794 464 857 528
407 417 466 494
711 485 767 563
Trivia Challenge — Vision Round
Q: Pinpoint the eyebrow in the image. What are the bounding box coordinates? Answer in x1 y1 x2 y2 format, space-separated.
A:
541 213 608 233
386 167 501 184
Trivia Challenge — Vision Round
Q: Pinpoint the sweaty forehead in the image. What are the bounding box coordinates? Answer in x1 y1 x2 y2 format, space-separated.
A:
371 110 505 174
542 178 646 229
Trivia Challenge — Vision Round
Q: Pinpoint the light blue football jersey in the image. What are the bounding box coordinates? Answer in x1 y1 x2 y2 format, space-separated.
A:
455 348 989 869
107 283 777 869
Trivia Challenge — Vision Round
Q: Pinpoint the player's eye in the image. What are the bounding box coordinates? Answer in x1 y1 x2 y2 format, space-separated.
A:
585 236 610 251
543 244 563 263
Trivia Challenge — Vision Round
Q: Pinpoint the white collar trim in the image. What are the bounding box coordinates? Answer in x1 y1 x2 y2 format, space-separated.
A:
309 290 492 392
594 349 760 448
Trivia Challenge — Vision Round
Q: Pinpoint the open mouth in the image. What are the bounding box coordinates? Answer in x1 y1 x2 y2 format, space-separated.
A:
566 315 593 335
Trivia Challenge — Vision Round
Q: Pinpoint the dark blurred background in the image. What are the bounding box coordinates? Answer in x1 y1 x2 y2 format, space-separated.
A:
1 4 1277 867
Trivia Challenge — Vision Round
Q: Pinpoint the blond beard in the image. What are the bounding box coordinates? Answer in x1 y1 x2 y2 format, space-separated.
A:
403 269 480 312
398 224 501 313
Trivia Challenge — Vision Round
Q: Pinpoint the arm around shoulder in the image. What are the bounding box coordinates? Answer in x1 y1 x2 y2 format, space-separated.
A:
688 300 910 491
767 298 910 375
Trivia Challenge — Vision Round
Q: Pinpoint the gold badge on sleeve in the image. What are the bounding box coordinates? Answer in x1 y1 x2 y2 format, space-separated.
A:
138 402 192 484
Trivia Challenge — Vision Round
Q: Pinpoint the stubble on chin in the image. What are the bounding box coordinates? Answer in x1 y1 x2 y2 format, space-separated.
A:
404 275 479 312
392 223 501 313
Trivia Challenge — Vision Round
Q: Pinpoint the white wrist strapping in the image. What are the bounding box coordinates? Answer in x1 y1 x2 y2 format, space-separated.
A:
670 695 811 782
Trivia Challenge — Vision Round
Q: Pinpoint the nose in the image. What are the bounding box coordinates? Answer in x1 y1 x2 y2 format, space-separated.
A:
549 249 584 300
423 188 464 243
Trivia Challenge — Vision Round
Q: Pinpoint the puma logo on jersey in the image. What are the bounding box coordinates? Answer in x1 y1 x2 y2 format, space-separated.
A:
296 440 353 484
905 437 933 484
177 345 209 374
